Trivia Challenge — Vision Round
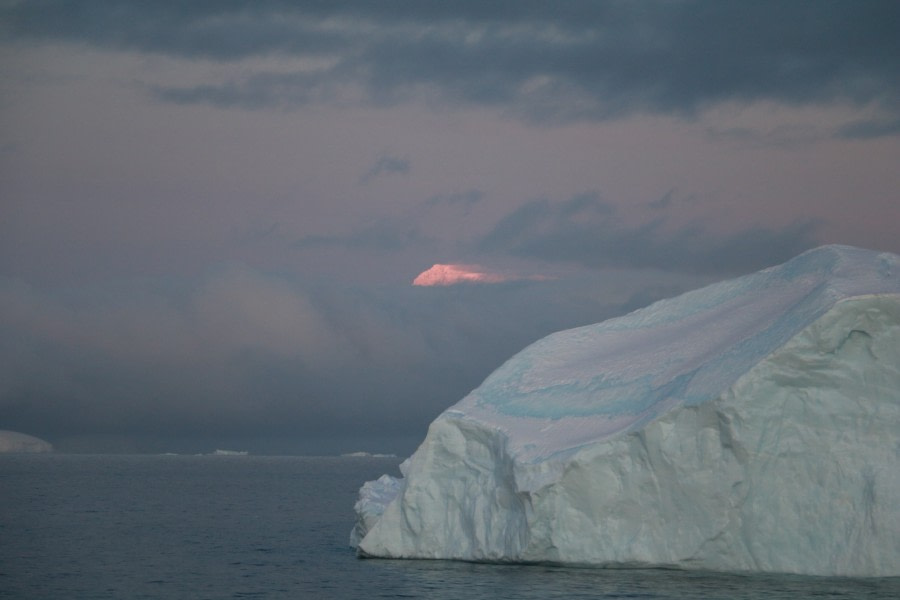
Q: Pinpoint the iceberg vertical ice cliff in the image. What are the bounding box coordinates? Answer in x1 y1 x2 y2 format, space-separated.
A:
352 245 900 576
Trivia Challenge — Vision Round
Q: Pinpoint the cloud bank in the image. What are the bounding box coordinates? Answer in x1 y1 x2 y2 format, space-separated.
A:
479 193 821 276
358 155 411 185
2 1 896 455
4 1 899 132
2 265 690 453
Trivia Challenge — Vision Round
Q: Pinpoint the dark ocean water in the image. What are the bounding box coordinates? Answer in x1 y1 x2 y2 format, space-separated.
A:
1 454 897 599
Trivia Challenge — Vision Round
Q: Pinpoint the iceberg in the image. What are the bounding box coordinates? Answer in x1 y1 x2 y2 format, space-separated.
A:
352 245 900 577
0 430 53 453
210 449 249 456
342 452 399 458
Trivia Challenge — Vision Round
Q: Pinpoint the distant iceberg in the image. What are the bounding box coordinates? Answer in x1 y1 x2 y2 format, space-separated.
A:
0 430 53 453
210 449 248 456
342 452 399 458
352 245 900 577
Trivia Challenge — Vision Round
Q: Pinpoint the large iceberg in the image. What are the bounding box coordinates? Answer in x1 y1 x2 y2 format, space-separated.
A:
352 245 900 577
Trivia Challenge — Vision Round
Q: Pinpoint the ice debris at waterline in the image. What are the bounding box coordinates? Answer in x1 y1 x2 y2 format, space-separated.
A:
0 430 53 453
352 245 900 577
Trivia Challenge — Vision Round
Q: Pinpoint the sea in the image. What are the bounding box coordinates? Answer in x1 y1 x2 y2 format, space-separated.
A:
1 454 897 599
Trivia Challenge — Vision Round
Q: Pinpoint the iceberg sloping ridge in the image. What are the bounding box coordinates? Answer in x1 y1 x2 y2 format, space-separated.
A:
352 245 900 576
0 430 53 453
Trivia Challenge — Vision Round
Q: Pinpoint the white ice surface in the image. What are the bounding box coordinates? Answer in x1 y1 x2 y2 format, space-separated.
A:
353 245 900 576
0 430 53 453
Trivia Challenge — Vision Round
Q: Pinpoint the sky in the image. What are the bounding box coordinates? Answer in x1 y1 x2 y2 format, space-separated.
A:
2 1 899 454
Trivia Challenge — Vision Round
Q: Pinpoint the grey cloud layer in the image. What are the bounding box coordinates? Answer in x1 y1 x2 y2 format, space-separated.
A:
284 187 822 277
358 156 411 185
479 193 820 275
1 265 683 451
3 1 893 454
6 1 899 129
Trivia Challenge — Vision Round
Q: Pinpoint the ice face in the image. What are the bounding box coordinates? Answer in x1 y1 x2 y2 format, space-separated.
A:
353 245 900 576
349 473 404 548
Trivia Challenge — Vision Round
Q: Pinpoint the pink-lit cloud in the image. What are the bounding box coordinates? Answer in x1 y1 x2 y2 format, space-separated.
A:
413 264 543 286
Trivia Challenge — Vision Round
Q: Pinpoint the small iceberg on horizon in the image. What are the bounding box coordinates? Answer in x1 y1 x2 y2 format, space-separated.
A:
210 449 249 456
341 451 399 458
0 430 54 454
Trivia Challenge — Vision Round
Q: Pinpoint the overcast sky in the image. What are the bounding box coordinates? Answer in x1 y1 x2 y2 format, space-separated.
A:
2 1 899 454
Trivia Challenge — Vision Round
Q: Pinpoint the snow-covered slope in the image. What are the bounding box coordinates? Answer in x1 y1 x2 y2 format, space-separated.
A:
352 245 900 576
0 430 53 453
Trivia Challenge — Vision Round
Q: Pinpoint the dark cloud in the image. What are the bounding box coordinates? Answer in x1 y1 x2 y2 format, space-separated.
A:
647 189 697 211
357 156 411 185
150 71 336 110
479 192 821 276
3 1 894 456
834 117 900 140
425 190 484 214
293 219 428 253
704 123 827 148
5 1 899 127
648 189 678 211
1 1 349 60
0 264 679 454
